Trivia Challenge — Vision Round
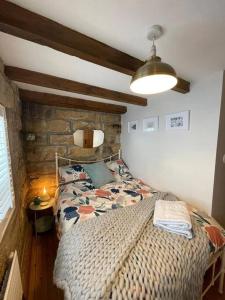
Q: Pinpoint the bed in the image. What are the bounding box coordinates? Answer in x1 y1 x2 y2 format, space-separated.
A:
54 151 225 299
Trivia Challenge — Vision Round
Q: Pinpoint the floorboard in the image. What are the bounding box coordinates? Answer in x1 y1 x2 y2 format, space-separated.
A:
27 230 63 300
27 230 225 300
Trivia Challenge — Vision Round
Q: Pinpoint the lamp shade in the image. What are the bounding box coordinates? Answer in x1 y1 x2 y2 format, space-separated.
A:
130 56 177 94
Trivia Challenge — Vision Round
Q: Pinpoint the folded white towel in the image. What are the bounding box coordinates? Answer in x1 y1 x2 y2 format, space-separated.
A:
153 200 193 239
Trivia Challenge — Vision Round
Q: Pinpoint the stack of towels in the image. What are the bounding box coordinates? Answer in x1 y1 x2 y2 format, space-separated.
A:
153 200 193 239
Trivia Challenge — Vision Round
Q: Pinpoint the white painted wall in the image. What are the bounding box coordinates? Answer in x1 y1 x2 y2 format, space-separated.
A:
122 72 223 214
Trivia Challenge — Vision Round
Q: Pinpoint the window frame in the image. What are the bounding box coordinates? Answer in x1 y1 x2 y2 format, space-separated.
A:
0 104 15 242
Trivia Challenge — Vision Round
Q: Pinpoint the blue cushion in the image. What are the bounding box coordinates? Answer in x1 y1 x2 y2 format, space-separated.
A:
82 161 115 188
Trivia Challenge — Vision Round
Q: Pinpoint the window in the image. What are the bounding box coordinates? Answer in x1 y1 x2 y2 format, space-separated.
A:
0 105 14 221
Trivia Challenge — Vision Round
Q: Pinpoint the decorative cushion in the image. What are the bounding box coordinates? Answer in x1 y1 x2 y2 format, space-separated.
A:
82 161 115 188
59 164 90 184
106 159 133 182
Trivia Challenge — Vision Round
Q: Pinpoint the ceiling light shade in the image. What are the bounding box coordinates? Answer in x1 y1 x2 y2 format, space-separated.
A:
130 25 177 95
130 56 177 94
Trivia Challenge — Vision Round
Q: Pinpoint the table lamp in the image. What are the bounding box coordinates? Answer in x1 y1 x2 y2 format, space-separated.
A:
41 186 50 202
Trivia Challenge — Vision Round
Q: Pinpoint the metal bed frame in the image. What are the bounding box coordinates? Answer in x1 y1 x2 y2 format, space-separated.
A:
55 150 121 185
201 247 225 298
54 150 225 298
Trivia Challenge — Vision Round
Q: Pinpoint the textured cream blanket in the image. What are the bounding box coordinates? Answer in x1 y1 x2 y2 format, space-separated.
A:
54 192 210 300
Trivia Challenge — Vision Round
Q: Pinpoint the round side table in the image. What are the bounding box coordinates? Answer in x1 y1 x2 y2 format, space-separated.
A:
29 198 55 238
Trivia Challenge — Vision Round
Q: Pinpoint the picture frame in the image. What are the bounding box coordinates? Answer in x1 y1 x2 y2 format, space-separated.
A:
128 120 138 133
143 117 159 132
165 111 190 130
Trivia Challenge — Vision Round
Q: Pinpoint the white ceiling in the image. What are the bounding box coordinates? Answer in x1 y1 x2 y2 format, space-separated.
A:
0 0 225 105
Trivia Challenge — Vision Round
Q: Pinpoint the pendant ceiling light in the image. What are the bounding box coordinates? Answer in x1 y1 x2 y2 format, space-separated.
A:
130 25 178 95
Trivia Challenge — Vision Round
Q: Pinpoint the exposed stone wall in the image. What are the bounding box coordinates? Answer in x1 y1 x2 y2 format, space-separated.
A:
0 59 29 284
22 102 121 197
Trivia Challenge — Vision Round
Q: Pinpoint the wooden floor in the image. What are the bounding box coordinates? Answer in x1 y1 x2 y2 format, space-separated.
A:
27 230 225 300
27 230 63 300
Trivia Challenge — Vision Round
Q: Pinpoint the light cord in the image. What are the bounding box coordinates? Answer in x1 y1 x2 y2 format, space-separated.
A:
150 37 156 58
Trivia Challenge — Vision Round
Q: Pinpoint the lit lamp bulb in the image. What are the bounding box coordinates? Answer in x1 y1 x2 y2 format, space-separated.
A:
41 186 50 202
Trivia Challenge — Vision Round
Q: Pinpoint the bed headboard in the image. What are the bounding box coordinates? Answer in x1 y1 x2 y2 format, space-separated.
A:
55 149 121 185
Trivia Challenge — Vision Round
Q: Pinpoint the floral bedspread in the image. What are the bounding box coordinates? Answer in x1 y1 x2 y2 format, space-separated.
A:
55 179 225 255
55 178 153 236
190 208 225 254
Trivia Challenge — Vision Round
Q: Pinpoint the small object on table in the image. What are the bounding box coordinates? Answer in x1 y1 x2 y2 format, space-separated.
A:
40 186 50 202
40 201 49 207
29 198 55 238
33 196 41 206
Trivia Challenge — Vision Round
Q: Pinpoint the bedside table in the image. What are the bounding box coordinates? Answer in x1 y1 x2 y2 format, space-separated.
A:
29 198 55 238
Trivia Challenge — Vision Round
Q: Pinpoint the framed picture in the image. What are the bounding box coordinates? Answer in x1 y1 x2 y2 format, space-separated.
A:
143 117 159 132
165 111 190 130
128 120 138 133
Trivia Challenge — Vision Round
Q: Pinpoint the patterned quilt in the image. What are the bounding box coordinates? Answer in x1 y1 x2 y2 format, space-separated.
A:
55 178 153 236
191 207 225 254
55 158 225 255
55 179 225 255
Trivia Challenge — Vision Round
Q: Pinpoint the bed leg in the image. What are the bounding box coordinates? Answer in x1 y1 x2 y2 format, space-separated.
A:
219 248 225 294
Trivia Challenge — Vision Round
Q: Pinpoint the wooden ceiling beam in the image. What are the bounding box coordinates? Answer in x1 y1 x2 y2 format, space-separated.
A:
0 1 190 94
19 89 127 114
0 1 139 75
5 66 147 106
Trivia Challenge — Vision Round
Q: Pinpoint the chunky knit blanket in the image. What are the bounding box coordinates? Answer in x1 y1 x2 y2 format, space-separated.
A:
54 192 210 300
